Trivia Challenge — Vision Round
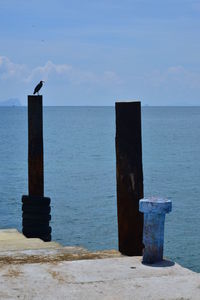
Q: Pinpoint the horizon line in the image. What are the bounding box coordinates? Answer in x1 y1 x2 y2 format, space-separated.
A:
1 104 200 108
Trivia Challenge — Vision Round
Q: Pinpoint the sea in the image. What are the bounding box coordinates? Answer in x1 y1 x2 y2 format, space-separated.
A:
0 106 199 273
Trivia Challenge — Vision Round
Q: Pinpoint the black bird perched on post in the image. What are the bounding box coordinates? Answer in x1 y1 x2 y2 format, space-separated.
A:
33 81 44 95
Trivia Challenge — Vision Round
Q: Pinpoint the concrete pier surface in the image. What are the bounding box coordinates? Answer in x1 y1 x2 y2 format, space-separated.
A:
0 229 200 300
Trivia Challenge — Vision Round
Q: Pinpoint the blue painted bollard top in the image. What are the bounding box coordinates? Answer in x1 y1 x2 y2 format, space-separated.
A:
139 198 172 264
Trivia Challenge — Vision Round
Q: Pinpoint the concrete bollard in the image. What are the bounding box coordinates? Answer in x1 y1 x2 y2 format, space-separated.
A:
139 198 172 264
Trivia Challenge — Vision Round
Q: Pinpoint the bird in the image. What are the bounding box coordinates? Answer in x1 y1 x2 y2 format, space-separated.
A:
33 81 44 95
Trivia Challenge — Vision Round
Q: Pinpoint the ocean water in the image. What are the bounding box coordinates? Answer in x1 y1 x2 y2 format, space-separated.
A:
0 106 199 273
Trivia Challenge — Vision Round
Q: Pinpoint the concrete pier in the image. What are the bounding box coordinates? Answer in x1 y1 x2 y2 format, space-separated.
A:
0 229 199 299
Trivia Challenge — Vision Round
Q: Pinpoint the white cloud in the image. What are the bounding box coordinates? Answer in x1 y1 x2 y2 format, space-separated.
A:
0 56 27 80
0 56 121 86
192 2 200 12
2 55 199 106
167 66 185 74
166 66 200 88
25 61 72 82
141 65 200 90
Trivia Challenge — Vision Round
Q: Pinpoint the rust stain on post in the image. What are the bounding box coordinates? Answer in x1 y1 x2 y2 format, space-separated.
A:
22 95 51 242
28 95 44 197
115 101 144 256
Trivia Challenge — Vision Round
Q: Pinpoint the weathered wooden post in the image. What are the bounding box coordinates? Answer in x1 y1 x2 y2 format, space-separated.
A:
115 101 143 255
22 95 51 241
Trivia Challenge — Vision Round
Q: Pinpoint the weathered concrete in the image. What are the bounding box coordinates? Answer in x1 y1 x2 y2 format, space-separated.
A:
0 229 121 262
0 229 59 251
0 229 199 300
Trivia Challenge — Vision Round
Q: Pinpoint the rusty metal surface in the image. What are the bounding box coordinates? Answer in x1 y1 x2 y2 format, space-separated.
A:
115 102 144 255
28 96 44 197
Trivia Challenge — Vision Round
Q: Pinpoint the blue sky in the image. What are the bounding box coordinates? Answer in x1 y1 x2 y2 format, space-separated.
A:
0 0 200 105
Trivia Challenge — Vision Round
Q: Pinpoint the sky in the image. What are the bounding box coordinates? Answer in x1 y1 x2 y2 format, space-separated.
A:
0 0 200 106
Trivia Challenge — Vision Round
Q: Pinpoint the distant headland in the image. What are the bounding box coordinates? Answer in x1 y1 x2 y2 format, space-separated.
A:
0 98 21 106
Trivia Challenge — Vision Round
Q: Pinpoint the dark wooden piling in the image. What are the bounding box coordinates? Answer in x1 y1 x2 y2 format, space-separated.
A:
115 101 143 255
22 95 51 242
28 96 44 197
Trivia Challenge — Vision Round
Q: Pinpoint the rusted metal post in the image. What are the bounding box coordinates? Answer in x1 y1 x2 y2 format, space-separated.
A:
28 96 44 197
22 95 51 242
115 101 143 255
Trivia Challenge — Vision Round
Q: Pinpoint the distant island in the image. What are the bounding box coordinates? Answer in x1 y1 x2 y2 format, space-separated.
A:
0 98 21 106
